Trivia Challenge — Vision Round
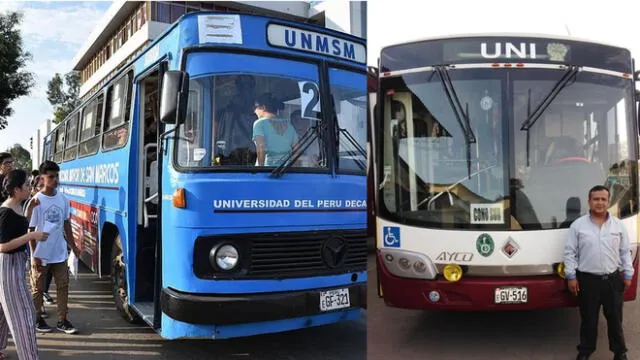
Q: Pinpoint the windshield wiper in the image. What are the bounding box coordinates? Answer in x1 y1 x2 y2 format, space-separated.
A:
270 122 322 178
434 66 475 178
520 65 579 132
519 65 579 166
337 125 367 172
417 164 497 209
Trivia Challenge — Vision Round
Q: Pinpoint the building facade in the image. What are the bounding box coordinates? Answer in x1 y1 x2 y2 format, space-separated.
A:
73 0 366 100
29 119 52 170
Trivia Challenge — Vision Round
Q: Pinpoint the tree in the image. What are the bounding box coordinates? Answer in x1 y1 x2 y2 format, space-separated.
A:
7 143 31 171
0 11 35 130
47 71 81 124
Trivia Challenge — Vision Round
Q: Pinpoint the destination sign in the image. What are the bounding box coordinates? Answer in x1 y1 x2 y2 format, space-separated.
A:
267 23 366 64
446 40 572 62
213 199 366 211
381 37 632 74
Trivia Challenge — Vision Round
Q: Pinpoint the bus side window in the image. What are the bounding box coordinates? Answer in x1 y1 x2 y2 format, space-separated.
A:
103 71 133 150
53 126 65 164
78 94 103 157
63 112 80 162
42 135 52 161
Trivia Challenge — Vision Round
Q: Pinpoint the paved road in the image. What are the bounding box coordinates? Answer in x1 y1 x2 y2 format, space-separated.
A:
367 254 640 360
3 264 365 359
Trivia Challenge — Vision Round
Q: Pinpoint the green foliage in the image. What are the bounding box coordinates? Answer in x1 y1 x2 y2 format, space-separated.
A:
6 143 31 170
0 11 35 130
47 71 81 124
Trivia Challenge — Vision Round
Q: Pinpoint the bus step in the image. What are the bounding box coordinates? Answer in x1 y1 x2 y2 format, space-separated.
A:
132 302 155 327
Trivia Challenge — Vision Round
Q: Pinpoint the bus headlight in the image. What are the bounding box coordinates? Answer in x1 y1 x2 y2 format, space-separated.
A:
210 244 240 271
413 261 427 273
443 264 463 282
379 248 437 280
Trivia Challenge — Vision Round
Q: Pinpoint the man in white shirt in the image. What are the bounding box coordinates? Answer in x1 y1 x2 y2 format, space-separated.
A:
564 185 633 360
27 160 80 334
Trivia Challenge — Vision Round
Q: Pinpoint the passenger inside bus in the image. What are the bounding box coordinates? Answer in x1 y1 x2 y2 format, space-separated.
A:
216 75 258 166
143 91 158 167
390 100 407 139
115 128 128 146
143 89 159 212
252 93 298 167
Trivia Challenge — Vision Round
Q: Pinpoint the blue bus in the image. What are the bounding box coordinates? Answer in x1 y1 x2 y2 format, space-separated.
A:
42 12 368 340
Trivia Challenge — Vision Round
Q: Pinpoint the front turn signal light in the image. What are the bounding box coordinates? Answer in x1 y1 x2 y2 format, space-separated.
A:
443 263 463 282
556 262 566 279
172 188 186 208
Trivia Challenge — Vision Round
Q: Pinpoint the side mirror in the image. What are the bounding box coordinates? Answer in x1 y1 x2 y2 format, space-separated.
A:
160 70 189 125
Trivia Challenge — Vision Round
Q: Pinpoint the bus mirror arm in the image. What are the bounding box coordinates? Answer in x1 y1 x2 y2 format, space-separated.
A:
159 127 178 156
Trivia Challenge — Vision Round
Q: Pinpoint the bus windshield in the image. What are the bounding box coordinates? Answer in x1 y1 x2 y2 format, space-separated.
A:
329 68 367 173
512 69 637 229
379 67 637 230
176 52 367 173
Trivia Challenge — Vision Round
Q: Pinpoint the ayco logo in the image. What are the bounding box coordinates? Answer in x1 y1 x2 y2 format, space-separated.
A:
436 251 474 262
481 42 537 59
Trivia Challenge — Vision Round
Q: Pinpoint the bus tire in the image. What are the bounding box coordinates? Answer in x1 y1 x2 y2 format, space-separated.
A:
111 235 140 324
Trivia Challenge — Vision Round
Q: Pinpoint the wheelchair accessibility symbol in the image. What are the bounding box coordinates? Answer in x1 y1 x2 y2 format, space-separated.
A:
383 226 401 248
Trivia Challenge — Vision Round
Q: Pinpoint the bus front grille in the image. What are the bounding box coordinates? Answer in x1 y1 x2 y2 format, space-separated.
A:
193 229 368 280
249 230 367 278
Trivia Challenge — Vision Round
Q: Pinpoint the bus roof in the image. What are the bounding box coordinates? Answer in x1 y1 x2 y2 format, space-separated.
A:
381 32 630 54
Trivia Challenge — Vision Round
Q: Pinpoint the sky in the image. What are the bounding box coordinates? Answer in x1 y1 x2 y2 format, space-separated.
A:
0 0 112 152
367 0 640 69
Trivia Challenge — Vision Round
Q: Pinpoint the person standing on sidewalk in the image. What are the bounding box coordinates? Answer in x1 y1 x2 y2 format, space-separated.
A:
0 169 50 359
26 160 80 334
23 174 55 317
563 185 634 360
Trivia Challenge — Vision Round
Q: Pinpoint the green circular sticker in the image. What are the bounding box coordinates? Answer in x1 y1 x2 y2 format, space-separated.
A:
476 233 494 257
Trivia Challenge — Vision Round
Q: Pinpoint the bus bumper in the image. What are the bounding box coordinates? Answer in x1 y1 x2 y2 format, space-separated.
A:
376 252 639 311
160 283 366 325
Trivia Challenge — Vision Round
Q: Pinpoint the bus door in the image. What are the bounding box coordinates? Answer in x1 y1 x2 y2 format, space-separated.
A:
381 92 416 215
134 62 165 326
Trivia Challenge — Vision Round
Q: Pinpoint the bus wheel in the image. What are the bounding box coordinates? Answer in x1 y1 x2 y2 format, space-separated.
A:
111 235 140 324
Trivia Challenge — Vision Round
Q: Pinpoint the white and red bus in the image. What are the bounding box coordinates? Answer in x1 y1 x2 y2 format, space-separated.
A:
368 66 378 239
371 33 640 310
